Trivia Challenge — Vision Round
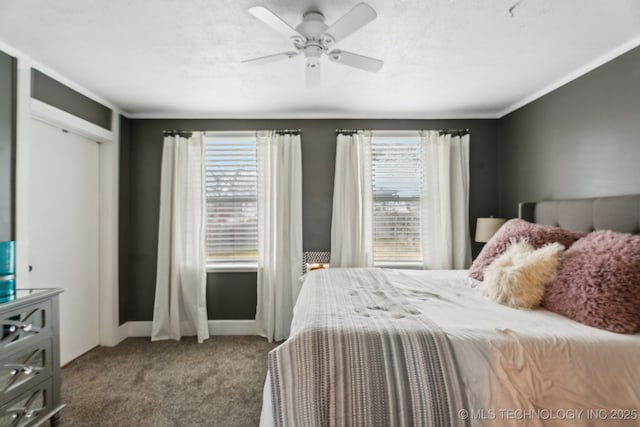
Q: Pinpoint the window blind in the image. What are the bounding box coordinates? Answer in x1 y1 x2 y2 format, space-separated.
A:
205 136 258 264
371 135 423 264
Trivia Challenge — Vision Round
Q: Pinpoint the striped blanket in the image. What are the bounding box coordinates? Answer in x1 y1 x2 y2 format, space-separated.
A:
268 268 468 427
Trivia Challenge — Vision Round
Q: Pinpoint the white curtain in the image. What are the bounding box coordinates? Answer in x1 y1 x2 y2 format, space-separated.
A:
330 131 374 267
420 131 471 269
255 131 303 342
152 133 210 343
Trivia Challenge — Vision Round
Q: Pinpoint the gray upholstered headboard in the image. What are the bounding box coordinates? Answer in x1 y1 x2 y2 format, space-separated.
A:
518 194 640 234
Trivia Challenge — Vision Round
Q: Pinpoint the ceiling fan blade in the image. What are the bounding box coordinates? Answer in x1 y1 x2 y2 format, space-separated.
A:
242 51 299 66
324 3 377 44
248 6 304 40
328 50 383 72
306 63 320 88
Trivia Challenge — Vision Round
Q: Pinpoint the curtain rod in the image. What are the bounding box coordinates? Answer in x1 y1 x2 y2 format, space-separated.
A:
437 129 470 135
336 129 365 134
336 129 470 135
162 129 302 135
162 130 202 138
274 129 301 135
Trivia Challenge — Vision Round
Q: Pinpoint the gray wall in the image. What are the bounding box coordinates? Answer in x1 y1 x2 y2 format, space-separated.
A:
498 45 640 218
31 69 112 130
122 119 499 321
0 50 16 241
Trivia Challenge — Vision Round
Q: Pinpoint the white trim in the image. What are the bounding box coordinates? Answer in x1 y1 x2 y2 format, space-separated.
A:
30 99 113 143
98 112 120 346
125 321 154 337
129 111 499 119
15 59 32 285
498 34 640 117
208 320 257 335
374 262 424 270
207 262 258 273
118 323 129 343
121 320 257 337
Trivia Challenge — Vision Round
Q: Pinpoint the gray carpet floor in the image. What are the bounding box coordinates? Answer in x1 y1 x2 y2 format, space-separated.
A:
60 336 278 427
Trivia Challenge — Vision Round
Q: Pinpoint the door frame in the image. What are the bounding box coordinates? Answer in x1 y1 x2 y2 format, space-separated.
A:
15 59 121 346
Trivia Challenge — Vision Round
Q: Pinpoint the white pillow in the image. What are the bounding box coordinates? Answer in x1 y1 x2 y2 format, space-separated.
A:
480 239 564 309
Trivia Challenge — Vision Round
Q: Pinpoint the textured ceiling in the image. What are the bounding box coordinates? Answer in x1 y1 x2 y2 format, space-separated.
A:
1 0 639 118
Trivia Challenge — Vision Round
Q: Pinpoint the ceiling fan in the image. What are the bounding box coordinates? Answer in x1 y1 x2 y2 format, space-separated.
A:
243 2 384 87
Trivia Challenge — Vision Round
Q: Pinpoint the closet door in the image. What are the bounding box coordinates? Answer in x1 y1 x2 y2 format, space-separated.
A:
28 118 100 365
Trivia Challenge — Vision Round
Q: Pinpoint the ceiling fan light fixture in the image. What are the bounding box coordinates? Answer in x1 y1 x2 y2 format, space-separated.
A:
244 2 383 86
304 45 323 58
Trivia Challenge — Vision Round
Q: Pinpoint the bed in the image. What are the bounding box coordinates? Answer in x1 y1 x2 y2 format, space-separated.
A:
260 195 640 427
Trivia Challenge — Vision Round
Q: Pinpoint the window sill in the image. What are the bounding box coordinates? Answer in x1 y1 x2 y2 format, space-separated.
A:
375 262 424 270
207 262 258 273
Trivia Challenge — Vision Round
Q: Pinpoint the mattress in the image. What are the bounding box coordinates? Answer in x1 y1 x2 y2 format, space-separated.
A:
260 268 640 426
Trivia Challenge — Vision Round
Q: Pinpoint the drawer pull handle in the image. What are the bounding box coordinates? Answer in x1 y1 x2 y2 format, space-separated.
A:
7 406 45 420
1 321 41 335
3 362 43 392
6 364 41 375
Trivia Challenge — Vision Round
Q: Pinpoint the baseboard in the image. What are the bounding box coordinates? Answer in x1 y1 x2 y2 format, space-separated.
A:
208 319 256 335
120 320 256 338
117 323 130 343
125 321 154 337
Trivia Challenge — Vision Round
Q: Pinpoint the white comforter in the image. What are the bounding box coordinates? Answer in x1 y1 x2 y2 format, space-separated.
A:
262 269 640 426
388 269 640 426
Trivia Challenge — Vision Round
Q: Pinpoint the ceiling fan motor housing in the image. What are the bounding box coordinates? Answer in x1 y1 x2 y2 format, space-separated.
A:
296 11 329 68
296 11 328 38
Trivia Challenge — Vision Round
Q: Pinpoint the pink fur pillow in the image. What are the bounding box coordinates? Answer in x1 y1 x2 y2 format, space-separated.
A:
469 219 584 281
543 230 640 333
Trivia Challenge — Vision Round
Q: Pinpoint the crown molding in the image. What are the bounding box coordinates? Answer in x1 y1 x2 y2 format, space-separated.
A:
126 111 500 120
497 34 640 118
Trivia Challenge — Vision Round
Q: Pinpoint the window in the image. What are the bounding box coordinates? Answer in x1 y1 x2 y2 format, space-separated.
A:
205 133 258 269
371 133 422 266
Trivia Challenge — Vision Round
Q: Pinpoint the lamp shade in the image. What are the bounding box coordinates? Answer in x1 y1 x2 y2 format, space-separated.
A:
475 218 506 243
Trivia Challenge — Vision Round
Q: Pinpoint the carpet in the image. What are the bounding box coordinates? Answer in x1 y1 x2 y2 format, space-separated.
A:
60 336 278 426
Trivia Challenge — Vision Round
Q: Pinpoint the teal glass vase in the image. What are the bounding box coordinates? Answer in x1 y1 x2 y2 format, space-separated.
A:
0 241 16 301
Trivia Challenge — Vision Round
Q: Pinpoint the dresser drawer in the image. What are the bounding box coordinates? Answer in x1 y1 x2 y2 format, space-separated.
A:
0 341 52 404
0 378 53 427
0 301 51 355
